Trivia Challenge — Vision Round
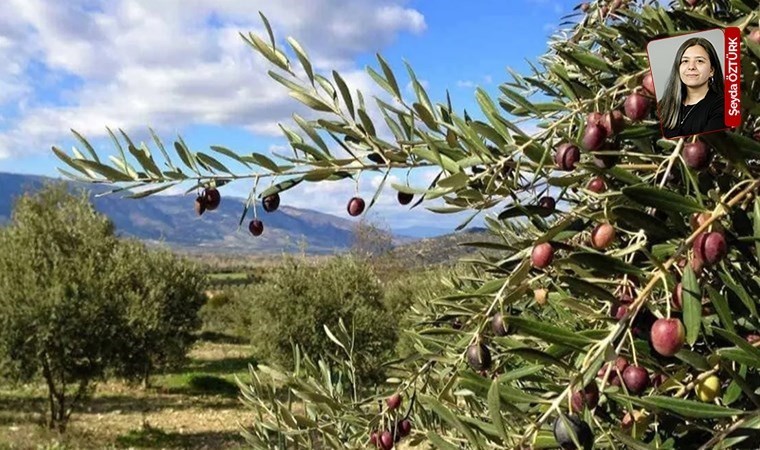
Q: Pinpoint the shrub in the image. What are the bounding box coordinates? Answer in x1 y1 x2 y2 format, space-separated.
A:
247 254 397 384
108 240 207 387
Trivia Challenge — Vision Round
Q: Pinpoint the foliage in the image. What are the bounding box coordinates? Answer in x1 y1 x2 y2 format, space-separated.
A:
51 0 760 448
383 266 460 358
108 240 207 386
0 184 123 431
199 285 256 339
244 254 398 385
0 184 207 431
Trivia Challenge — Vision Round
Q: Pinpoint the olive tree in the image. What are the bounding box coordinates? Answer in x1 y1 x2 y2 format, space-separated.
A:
52 1 760 448
108 240 207 387
0 184 124 432
0 184 208 430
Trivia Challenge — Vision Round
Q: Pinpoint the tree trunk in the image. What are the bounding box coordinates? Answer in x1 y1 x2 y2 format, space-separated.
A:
56 392 66 433
40 353 58 430
142 361 152 389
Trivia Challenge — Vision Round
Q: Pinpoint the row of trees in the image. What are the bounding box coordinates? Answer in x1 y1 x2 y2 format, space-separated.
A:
0 184 207 431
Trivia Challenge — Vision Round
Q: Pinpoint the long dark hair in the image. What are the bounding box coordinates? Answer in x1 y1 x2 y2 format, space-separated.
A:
658 37 724 129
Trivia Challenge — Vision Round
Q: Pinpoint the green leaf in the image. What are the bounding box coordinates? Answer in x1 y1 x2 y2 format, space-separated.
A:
612 207 678 241
174 140 199 174
617 126 661 139
258 177 304 199
565 252 644 276
127 144 162 179
287 36 314 84
718 271 759 318
706 286 735 333
258 12 276 49
496 365 543 383
367 168 390 210
196 152 231 174
292 114 330 155
126 183 179 199
607 166 643 185
315 74 337 102
52 146 93 178
411 147 460 174
569 49 611 71
413 102 438 130
437 172 470 189
718 348 760 368
76 159 134 182
405 61 434 120
682 265 701 346
419 395 483 449
357 108 377 137
523 142 551 165
559 276 616 302
268 69 306 94
149 127 176 171
504 347 573 371
487 380 508 444
366 66 397 99
723 363 745 406
332 71 354 119
210 145 251 169
622 185 703 214
712 328 760 364
675 349 710 371
548 174 586 187
376 54 401 99
610 431 659 450
246 32 289 71
497 205 547 220
426 432 460 450
245 152 281 173
302 168 334 182
506 317 594 349
499 85 537 115
613 394 743 419
322 325 346 351
70 129 100 163
289 90 333 112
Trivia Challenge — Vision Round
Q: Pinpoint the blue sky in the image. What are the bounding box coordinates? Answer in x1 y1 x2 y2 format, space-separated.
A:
0 0 585 233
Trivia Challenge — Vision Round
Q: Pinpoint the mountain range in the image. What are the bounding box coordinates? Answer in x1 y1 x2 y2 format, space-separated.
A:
0 172 454 254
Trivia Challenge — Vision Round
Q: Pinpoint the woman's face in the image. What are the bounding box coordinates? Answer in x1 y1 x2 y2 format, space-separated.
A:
679 44 714 89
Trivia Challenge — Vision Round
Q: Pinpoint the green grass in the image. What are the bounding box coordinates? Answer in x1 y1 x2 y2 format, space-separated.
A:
153 373 243 397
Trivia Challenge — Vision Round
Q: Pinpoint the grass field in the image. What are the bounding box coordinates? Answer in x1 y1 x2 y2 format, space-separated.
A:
0 341 257 450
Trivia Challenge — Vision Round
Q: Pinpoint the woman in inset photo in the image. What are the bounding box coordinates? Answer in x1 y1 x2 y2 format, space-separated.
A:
658 37 725 139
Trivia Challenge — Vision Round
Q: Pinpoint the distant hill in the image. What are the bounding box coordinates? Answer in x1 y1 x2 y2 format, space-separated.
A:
0 172 408 254
0 172 505 258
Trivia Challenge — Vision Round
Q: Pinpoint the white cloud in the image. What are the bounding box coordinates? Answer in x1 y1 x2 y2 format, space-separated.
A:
0 0 427 158
456 75 494 89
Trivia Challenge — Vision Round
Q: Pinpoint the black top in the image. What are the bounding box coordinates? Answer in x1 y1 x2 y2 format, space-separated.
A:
663 89 725 139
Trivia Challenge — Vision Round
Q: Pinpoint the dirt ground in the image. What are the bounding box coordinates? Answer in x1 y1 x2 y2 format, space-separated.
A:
0 342 257 450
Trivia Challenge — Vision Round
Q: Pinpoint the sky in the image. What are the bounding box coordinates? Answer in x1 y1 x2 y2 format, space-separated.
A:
0 0 588 234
